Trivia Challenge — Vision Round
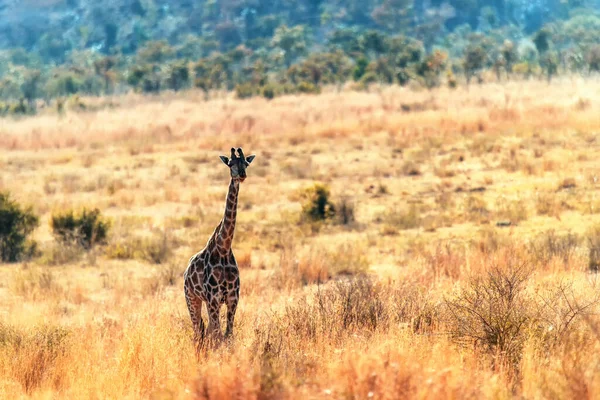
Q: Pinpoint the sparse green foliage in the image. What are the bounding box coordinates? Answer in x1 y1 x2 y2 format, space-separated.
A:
166 61 190 91
301 184 336 222
0 192 39 263
464 44 487 84
50 208 109 250
533 28 552 55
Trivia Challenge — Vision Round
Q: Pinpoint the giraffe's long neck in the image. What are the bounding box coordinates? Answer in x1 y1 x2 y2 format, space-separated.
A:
215 178 240 254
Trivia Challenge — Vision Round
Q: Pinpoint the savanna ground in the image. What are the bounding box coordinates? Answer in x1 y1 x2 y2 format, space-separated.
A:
2 78 600 399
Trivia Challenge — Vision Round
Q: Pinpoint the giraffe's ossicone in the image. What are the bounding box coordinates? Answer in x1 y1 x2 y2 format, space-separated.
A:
183 147 255 347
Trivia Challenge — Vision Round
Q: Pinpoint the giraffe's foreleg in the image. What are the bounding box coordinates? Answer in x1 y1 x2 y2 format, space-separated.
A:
185 288 205 345
225 291 239 339
206 299 223 344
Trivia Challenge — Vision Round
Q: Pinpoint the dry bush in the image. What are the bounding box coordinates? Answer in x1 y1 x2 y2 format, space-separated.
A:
401 160 421 176
376 204 422 231
534 281 600 344
586 225 600 272
275 242 369 288
142 263 181 296
141 228 176 264
473 226 510 255
0 324 71 394
535 192 563 217
390 282 440 334
495 197 528 224
534 331 600 400
335 196 356 227
528 230 581 269
37 239 85 266
282 278 390 341
464 195 491 224
106 227 176 264
446 250 598 374
422 242 467 281
445 256 534 369
11 268 62 301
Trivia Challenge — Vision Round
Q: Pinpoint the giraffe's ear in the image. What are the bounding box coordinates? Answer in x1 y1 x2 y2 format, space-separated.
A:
246 155 256 164
219 156 229 165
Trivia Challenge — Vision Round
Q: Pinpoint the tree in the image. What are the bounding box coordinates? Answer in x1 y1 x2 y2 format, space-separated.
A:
353 56 369 81
360 30 389 59
541 51 559 82
166 61 190 91
463 44 487 84
533 28 552 55
21 69 41 106
94 57 117 94
500 40 518 77
416 50 448 88
587 45 600 73
371 0 413 33
272 25 309 67
137 40 175 64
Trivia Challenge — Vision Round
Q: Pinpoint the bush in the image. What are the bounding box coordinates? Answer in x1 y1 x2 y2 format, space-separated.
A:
296 81 320 94
495 197 528 224
446 258 533 368
275 242 369 288
283 277 388 340
586 225 600 272
301 184 336 222
261 84 276 99
377 204 422 231
0 192 38 262
529 230 580 268
1 323 71 394
336 197 356 226
50 208 109 250
141 228 173 264
235 82 257 99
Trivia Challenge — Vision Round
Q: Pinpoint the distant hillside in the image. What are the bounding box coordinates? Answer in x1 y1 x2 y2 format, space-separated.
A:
1 0 597 58
0 0 599 113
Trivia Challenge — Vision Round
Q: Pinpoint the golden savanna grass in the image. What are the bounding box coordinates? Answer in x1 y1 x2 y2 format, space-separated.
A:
2 78 600 398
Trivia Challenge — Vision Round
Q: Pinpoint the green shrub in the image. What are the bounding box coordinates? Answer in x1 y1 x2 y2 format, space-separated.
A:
296 81 320 94
235 82 257 99
301 184 336 222
0 192 39 262
50 208 109 250
261 84 276 100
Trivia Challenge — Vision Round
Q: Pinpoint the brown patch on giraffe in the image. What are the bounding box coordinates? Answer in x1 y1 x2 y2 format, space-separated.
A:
210 250 219 266
212 268 223 281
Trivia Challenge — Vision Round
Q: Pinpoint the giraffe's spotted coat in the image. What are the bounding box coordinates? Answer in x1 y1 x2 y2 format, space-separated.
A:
183 147 255 345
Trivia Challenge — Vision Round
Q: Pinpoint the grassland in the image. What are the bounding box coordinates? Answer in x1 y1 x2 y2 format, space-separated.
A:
2 78 600 399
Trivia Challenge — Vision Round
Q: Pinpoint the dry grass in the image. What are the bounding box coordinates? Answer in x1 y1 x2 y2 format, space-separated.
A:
2 79 600 398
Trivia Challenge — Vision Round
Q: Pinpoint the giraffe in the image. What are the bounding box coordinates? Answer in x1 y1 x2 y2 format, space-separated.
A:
183 147 255 347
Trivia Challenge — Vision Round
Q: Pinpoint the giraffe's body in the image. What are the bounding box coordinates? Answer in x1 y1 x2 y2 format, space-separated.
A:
184 148 255 345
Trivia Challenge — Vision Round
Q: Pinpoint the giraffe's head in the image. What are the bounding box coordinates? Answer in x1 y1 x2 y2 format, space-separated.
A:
219 147 256 183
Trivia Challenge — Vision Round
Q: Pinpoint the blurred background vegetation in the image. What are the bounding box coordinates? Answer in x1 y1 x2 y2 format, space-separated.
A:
1 0 600 113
